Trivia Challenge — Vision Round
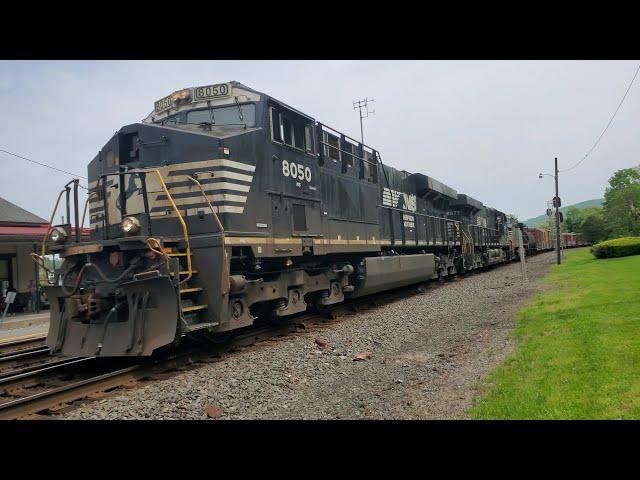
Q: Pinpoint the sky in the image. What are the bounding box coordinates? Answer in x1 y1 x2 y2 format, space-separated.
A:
0 60 638 222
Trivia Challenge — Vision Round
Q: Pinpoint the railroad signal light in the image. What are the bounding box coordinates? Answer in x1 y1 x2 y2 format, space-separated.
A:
552 196 561 208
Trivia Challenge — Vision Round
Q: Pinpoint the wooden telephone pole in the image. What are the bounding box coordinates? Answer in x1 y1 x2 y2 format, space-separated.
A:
554 157 561 265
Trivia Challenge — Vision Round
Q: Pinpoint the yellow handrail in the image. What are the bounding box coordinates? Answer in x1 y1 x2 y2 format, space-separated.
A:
115 167 194 284
31 188 67 266
144 168 193 285
80 191 98 233
463 225 475 256
186 175 231 294
30 188 68 275
31 171 194 285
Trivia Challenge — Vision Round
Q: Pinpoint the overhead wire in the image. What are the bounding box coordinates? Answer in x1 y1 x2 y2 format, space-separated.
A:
561 63 640 173
0 148 88 188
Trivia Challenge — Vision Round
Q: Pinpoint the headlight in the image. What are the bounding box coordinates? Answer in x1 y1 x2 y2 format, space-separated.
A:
121 216 141 235
171 89 191 103
50 227 67 243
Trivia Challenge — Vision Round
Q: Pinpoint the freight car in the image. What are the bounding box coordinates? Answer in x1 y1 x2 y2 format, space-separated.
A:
523 227 589 254
523 227 553 255
38 82 527 358
561 232 588 248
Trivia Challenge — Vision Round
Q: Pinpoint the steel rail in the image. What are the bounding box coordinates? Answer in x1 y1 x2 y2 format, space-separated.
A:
0 346 51 363
0 357 94 385
0 365 142 420
0 335 47 352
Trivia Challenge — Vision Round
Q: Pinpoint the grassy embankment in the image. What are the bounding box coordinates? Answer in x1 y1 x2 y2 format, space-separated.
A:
471 247 640 419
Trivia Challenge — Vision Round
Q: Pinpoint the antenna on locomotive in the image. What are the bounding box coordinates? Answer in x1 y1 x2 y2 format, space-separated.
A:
353 97 375 145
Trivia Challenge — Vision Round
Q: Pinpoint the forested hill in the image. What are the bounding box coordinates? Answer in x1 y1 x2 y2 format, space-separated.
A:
522 198 604 227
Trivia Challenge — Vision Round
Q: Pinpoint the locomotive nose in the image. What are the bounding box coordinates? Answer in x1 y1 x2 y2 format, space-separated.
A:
46 274 180 357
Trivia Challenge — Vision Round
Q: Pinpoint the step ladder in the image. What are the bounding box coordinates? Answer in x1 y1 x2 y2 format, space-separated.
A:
166 249 219 332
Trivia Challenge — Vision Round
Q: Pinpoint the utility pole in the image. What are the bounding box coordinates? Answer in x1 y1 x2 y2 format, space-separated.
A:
554 157 561 265
353 98 374 144
538 159 562 265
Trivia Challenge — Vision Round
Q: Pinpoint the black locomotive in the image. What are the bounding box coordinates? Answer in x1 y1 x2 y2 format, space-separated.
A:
41 82 524 357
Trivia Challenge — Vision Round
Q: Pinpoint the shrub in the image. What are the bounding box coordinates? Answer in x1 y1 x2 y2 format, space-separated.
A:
591 237 640 258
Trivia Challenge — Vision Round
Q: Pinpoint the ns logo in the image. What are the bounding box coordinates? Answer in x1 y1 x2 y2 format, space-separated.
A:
382 187 417 212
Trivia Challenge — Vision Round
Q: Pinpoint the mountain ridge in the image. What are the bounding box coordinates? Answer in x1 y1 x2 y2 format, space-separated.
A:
522 198 604 227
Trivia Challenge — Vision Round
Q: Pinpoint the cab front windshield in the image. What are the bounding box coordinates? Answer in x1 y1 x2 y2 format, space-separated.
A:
103 173 151 226
159 103 256 128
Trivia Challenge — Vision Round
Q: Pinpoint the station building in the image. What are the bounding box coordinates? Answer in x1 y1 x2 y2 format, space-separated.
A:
0 196 50 309
0 196 88 313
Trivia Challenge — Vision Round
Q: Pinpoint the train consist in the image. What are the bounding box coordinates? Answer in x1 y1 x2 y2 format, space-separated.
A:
38 82 559 358
522 227 587 254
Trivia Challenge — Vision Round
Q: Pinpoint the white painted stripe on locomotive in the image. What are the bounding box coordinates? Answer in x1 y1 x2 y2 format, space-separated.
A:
152 193 247 207
166 159 255 174
203 159 255 172
86 158 254 198
167 170 254 183
150 205 245 216
164 181 251 195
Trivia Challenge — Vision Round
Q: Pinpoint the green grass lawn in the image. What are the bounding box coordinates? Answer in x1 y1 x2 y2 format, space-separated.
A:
471 247 640 419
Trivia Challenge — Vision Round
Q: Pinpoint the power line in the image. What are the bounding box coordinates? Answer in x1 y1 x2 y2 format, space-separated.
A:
561 63 640 173
0 148 88 182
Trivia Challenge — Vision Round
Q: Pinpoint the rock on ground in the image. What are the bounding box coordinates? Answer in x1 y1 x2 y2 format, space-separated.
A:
63 252 555 420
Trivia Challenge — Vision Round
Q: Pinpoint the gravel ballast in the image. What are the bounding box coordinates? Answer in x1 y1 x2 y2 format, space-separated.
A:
63 252 555 420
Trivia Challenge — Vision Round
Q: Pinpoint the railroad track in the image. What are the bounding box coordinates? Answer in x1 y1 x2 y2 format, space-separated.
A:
0 323 299 420
0 335 60 380
0 335 48 358
0 262 501 420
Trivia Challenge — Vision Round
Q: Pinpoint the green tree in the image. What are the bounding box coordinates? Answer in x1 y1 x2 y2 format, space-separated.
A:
608 167 640 190
579 208 606 243
563 206 584 233
603 167 640 238
536 216 554 231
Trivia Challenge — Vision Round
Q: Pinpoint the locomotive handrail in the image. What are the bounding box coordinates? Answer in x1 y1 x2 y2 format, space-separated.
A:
316 138 379 167
462 225 475 256
316 122 378 167
80 191 99 234
186 175 230 294
317 122 379 155
122 168 193 285
31 179 87 274
30 187 68 274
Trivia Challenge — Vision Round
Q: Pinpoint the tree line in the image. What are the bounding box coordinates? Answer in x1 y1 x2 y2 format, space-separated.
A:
536 167 640 244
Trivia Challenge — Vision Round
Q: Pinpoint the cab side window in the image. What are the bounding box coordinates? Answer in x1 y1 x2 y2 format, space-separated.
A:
323 131 341 161
271 108 282 142
270 105 315 155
